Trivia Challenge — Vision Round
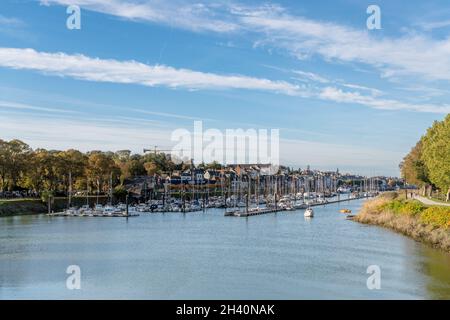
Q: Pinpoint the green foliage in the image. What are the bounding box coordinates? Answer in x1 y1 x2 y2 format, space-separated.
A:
401 114 450 198
113 185 128 202
374 193 449 228
0 137 217 196
40 190 54 203
400 201 426 216
421 114 450 193
400 140 429 187
380 199 425 216
420 207 450 229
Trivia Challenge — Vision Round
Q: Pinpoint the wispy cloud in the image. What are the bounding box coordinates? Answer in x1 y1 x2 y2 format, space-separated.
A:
341 83 383 97
131 108 211 121
418 19 450 31
236 5 450 82
292 70 329 84
0 47 302 95
0 100 77 113
319 87 450 114
40 1 450 83
40 0 239 33
0 111 401 175
1 47 449 113
0 15 25 27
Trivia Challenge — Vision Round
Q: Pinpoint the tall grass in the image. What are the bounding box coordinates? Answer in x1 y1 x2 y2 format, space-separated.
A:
355 192 450 252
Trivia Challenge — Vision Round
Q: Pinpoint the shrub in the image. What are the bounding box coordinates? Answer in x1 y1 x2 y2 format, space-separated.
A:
420 207 450 228
400 201 425 216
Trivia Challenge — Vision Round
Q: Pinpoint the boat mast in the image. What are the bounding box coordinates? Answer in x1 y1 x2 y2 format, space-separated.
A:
68 170 72 209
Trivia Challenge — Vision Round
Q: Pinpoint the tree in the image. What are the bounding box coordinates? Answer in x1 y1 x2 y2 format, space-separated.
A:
421 114 450 198
128 159 146 177
57 149 87 194
0 139 32 191
144 161 158 176
86 152 118 194
0 139 8 191
400 140 429 187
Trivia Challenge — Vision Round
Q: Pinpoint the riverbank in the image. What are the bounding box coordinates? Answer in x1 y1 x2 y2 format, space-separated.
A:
355 192 450 253
0 196 108 217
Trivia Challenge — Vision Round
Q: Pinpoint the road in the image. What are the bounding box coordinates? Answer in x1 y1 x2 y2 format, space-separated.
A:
413 194 450 207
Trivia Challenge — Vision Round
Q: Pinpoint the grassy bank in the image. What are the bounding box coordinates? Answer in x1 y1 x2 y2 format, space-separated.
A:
0 196 108 217
355 192 450 252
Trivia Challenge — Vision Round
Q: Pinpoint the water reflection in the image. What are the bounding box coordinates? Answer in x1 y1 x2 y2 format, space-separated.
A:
0 199 449 299
420 246 450 299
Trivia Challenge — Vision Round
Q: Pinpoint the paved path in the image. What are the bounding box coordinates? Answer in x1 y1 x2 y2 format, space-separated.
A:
413 195 450 207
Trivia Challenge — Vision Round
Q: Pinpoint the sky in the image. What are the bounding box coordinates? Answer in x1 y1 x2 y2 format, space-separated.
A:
0 0 449 176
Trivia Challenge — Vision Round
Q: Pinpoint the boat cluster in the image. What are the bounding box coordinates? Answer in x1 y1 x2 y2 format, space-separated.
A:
52 190 379 217
53 204 139 217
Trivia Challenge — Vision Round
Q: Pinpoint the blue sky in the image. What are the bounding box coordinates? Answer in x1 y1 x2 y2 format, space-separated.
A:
0 0 449 176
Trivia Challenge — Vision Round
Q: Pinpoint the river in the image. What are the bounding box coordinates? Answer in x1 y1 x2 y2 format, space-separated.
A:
1 199 449 299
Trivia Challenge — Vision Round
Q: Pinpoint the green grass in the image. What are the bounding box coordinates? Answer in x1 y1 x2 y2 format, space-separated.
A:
0 198 40 204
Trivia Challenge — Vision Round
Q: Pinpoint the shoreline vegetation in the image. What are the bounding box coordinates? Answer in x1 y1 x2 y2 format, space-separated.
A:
400 114 450 202
355 192 450 253
0 196 108 217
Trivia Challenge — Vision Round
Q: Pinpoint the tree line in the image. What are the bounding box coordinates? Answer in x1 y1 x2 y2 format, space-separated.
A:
0 139 216 196
400 114 450 200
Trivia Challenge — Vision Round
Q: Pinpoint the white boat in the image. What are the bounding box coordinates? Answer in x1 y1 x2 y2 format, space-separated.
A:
304 207 314 217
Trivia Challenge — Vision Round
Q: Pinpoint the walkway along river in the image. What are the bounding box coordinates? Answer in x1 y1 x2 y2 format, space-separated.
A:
1 198 449 299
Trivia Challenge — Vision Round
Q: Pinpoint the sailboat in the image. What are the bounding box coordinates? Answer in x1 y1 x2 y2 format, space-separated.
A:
304 207 314 217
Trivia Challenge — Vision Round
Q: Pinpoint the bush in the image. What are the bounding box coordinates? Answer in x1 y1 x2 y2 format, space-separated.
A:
400 201 426 216
420 207 450 228
381 200 405 214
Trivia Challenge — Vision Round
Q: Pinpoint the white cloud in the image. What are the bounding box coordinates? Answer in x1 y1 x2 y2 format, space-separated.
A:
319 87 450 113
237 7 450 82
292 70 329 84
40 0 239 33
1 47 449 113
0 15 24 27
40 1 450 82
340 83 383 97
419 20 450 31
0 47 302 95
0 100 77 113
0 112 401 175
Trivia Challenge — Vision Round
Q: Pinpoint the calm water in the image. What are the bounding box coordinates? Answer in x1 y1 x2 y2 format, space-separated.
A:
1 199 450 300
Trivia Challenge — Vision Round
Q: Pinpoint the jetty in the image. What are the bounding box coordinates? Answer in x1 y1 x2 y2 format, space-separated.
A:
224 194 370 217
48 211 139 218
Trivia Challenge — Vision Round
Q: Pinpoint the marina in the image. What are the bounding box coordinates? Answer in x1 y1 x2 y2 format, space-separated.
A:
2 198 450 299
48 191 377 218
224 193 375 217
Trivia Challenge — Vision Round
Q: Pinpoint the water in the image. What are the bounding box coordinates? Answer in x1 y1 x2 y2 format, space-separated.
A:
1 199 449 299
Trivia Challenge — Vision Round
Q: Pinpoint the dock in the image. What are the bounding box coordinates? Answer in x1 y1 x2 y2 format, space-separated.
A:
224 195 369 217
48 212 139 218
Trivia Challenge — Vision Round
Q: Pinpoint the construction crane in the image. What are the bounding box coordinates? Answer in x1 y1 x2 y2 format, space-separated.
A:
143 146 173 155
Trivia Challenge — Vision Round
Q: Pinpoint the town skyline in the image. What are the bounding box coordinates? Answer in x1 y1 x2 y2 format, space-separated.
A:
1 1 450 176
